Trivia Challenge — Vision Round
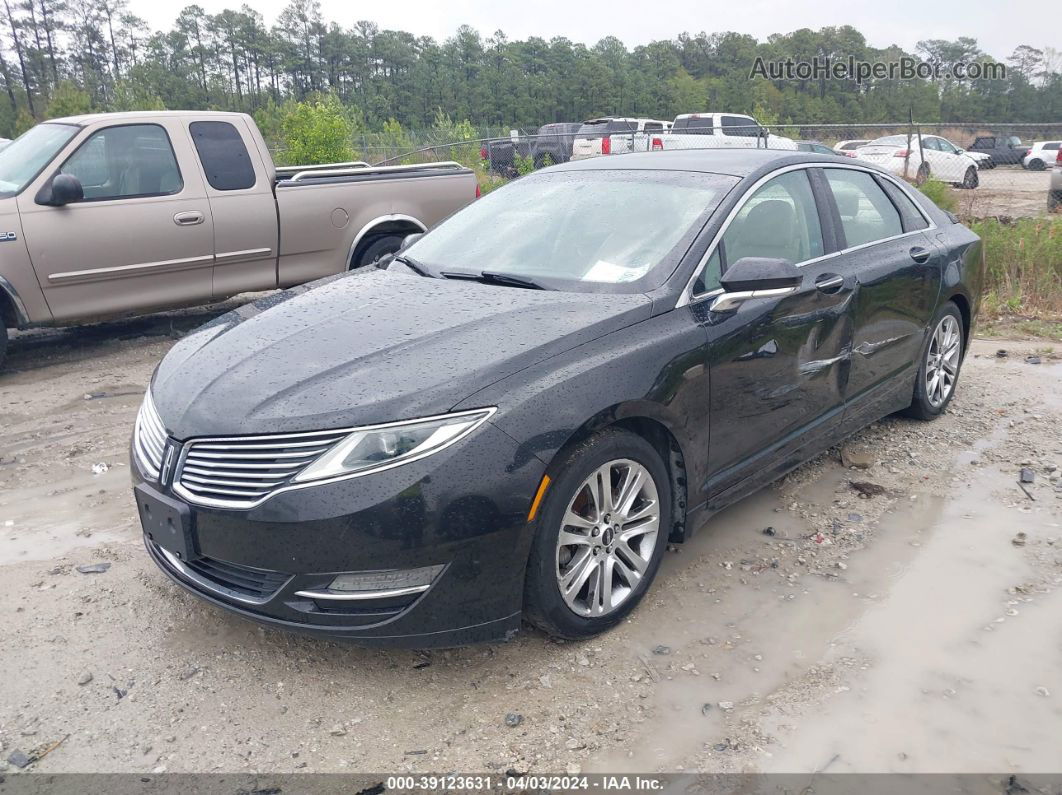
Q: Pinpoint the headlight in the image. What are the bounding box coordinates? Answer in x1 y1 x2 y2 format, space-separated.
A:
292 407 496 484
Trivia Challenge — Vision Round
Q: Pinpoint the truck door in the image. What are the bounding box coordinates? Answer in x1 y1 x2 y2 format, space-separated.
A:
186 118 279 298
17 119 215 323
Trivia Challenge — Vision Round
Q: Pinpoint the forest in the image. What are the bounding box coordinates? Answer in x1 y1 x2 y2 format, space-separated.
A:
0 0 1059 138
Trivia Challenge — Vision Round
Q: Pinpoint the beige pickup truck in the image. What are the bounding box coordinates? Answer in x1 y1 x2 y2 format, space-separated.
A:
0 110 478 368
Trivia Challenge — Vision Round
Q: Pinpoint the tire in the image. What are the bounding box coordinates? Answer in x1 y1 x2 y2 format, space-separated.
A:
903 302 964 420
915 163 930 186
961 166 979 189
524 428 671 640
353 234 404 268
1028 159 1045 172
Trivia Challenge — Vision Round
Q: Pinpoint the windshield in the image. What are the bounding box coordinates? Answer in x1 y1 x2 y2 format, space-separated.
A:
405 170 738 293
0 123 79 198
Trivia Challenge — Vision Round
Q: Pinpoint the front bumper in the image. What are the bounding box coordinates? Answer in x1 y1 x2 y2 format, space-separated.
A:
134 422 546 648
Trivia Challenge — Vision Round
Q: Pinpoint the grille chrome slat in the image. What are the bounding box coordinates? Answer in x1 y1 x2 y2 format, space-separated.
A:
133 393 167 479
174 428 351 509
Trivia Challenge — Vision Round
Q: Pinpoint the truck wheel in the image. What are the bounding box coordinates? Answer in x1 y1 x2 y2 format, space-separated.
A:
354 235 404 268
1028 158 1045 171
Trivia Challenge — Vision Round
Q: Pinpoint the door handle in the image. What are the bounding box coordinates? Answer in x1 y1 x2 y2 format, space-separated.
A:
173 211 205 226
909 246 931 264
814 273 844 293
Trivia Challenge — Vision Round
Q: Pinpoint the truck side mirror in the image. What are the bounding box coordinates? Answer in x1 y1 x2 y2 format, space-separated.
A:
37 173 84 206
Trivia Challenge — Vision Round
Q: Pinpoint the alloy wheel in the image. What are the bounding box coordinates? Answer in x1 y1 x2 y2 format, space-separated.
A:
555 459 660 617
926 315 961 407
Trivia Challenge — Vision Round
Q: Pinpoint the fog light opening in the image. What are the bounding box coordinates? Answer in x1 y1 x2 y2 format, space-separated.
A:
294 564 445 601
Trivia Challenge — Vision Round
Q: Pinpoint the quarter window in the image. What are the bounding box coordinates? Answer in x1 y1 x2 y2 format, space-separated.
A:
1043 143 1060 151
876 177 929 231
190 121 256 191
60 124 182 200
826 169 903 247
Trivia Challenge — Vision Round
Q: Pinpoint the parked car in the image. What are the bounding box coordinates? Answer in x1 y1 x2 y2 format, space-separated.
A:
963 149 993 169
133 148 982 647
968 134 1029 166
855 134 980 188
570 117 671 160
1049 146 1062 211
1022 141 1061 171
481 130 530 177
0 111 478 370
833 139 870 157
796 141 839 156
530 123 582 168
649 113 794 152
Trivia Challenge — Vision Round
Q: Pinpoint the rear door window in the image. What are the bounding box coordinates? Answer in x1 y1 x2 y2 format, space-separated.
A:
721 116 758 138
826 169 904 247
1043 142 1060 151
190 121 256 191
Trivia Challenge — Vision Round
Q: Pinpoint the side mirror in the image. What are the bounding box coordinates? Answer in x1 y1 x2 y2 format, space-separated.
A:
955 147 965 154
400 232 424 251
711 257 801 312
37 173 84 206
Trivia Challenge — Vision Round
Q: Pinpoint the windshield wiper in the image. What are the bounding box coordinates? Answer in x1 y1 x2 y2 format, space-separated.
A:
392 254 439 278
441 270 550 290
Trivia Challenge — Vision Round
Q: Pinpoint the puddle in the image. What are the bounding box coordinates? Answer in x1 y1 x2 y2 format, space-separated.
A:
0 465 133 564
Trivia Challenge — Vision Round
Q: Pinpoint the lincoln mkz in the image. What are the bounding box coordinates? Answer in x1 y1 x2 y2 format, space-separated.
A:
132 149 982 647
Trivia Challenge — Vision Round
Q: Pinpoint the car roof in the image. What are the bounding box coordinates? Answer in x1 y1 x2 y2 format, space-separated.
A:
551 147 852 177
46 110 250 125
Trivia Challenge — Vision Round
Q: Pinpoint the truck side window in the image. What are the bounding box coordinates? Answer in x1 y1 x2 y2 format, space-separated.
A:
60 124 182 201
190 121 256 191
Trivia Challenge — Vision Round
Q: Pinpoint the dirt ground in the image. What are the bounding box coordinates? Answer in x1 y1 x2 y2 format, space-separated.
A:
1 305 1060 777
956 166 1054 218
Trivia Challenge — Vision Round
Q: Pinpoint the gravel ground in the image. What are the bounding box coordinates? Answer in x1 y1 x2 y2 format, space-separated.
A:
1 306 1060 776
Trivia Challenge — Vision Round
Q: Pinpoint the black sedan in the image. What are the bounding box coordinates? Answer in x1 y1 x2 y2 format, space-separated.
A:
132 149 983 647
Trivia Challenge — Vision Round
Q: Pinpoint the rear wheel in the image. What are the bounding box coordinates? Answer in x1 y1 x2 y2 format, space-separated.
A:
353 234 404 268
903 303 964 420
524 428 671 640
915 163 930 186
1028 158 1045 171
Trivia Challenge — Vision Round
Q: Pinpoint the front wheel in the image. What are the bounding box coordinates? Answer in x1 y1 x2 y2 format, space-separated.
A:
524 428 671 640
961 166 979 189
903 303 964 420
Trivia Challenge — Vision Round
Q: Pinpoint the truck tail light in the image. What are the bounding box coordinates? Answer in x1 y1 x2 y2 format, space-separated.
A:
601 136 611 155
651 137 663 151
475 183 481 199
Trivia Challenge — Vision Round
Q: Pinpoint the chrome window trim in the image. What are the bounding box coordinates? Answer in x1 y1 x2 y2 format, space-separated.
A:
170 406 497 511
0 274 30 326
679 162 937 309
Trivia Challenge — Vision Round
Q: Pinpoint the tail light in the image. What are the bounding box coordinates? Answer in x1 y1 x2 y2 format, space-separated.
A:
893 149 910 158
651 137 663 151
601 136 611 155
480 147 487 160
1056 148 1061 165
844 151 857 157
475 183 481 199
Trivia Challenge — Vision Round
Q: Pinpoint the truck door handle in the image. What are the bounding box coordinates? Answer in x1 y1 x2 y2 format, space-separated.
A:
909 246 931 264
814 274 844 293
173 211 205 226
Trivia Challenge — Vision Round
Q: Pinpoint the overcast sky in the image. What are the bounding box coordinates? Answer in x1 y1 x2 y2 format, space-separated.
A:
135 0 1047 63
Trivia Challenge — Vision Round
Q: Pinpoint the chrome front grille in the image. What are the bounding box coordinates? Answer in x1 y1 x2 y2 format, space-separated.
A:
174 429 349 509
133 392 167 479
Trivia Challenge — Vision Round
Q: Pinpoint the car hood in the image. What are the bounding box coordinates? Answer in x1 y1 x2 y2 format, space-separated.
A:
152 268 652 438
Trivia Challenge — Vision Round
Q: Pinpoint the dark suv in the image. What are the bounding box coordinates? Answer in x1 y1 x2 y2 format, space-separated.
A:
968 134 1030 166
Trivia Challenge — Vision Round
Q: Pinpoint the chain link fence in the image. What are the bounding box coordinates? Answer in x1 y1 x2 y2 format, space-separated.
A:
363 121 1062 219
